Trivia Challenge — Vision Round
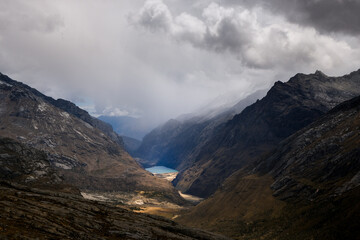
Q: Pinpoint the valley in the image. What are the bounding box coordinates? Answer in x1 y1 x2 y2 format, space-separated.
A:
80 165 204 221
1 69 360 239
2 1 360 239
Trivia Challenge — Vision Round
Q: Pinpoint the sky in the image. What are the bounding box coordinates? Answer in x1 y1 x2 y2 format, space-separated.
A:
1 0 360 131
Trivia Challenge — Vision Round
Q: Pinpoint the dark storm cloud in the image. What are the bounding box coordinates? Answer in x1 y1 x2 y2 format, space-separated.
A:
130 1 358 70
226 0 360 35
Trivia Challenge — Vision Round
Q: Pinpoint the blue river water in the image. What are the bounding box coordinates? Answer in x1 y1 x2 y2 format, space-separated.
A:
145 166 178 174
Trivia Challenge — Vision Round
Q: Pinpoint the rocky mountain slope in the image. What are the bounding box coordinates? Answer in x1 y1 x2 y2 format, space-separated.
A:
0 137 60 186
174 70 360 198
0 137 229 240
0 73 179 200
0 181 230 240
135 90 266 170
177 95 360 240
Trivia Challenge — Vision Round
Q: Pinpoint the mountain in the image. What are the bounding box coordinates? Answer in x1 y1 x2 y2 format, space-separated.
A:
98 115 150 140
135 89 267 169
0 137 229 240
0 72 180 201
174 70 360 198
177 95 360 240
122 135 142 155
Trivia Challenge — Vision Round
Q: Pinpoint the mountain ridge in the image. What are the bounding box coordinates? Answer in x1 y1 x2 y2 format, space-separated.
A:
177 93 360 239
174 69 360 198
0 72 123 146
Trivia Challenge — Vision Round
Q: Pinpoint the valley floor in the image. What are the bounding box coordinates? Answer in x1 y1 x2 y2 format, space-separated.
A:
81 172 204 221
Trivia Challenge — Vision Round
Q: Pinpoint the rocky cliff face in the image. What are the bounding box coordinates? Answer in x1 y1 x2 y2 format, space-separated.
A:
178 95 360 240
0 73 178 198
174 69 360 198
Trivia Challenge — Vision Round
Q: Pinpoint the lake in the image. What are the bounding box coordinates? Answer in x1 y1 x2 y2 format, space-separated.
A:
145 166 178 174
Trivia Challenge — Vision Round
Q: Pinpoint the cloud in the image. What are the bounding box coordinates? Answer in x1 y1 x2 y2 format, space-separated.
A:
101 107 130 117
130 0 172 32
130 1 358 70
224 0 360 36
0 0 359 131
0 0 63 33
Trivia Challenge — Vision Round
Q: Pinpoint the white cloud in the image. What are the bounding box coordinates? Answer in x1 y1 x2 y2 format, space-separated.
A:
131 1 360 71
102 107 130 117
130 0 173 32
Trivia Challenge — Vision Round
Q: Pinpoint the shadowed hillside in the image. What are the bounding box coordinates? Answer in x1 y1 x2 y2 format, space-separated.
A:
174 70 360 198
178 95 360 240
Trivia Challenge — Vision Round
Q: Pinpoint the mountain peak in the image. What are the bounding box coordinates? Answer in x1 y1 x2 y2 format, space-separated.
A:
314 70 327 77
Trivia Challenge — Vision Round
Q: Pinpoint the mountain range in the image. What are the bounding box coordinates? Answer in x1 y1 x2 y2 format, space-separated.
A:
1 68 360 239
136 70 360 198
